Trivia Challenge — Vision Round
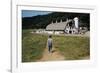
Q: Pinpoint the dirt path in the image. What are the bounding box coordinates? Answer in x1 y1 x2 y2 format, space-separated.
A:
39 48 65 61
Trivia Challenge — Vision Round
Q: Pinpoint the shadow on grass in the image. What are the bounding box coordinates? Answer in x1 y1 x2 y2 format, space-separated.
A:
51 50 56 53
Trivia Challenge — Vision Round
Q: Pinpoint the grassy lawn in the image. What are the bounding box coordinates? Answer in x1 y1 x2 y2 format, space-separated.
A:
22 29 47 62
22 29 90 62
53 35 90 60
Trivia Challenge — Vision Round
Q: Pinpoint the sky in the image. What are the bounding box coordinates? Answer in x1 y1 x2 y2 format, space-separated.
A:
22 10 52 17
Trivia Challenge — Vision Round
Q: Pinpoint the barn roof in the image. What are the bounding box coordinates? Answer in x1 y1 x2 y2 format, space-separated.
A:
46 20 72 31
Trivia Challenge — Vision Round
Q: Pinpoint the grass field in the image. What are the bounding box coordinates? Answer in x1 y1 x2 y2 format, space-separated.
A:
53 36 90 60
22 29 90 62
22 29 48 62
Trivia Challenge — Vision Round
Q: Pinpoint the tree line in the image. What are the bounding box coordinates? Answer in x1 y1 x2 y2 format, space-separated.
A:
22 12 90 30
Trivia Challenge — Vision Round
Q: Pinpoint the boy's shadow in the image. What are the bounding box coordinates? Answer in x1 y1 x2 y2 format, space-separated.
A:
51 50 56 53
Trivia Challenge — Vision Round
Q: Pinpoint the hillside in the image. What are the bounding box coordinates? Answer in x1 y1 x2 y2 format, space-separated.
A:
22 12 90 30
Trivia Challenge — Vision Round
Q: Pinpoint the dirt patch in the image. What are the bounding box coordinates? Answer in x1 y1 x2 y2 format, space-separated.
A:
39 48 65 61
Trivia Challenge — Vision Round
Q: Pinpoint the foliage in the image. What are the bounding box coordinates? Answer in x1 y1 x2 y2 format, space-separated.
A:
22 12 90 30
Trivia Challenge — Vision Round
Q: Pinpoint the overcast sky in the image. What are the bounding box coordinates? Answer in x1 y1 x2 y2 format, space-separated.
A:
22 10 52 17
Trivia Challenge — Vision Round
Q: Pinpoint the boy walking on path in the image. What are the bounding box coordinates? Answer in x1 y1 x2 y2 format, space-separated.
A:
47 35 53 53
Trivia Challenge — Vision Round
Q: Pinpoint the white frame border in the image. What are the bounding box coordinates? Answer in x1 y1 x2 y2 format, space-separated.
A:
11 3 97 73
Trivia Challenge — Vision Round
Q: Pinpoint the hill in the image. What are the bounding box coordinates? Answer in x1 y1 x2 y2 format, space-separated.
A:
22 12 90 30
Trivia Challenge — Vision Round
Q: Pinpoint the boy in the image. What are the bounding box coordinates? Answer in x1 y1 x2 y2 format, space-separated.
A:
47 35 53 53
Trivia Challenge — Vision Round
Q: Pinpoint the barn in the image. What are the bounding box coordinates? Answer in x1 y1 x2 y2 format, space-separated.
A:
46 17 79 34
